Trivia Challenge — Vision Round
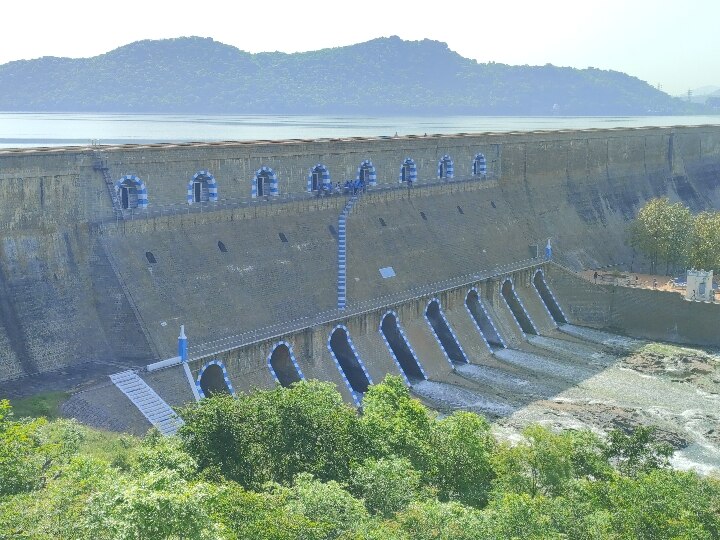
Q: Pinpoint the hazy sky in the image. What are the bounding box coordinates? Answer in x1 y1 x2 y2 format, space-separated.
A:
3 0 717 95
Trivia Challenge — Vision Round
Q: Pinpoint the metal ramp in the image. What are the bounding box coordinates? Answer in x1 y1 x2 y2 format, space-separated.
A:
110 370 184 435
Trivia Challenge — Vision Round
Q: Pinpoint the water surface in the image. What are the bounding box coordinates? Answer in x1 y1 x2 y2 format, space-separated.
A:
1 113 718 148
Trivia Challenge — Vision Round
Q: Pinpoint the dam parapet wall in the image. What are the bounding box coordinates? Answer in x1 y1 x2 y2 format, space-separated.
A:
2 125 719 229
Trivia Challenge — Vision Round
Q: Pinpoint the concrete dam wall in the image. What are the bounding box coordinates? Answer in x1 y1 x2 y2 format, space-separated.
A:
1 125 720 388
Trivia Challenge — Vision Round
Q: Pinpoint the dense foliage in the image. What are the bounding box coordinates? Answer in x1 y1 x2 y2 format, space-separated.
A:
630 197 720 274
1 378 719 539
0 36 704 115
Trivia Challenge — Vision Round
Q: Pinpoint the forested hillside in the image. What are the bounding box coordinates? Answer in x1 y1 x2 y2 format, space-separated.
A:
0 36 704 115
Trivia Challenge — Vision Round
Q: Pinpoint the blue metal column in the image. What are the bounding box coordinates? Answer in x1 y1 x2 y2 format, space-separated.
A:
178 325 188 361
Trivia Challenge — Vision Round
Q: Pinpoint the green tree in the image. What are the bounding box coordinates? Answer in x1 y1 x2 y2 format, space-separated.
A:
690 211 720 272
630 197 692 274
429 412 495 507
578 470 720 540
604 425 673 477
209 480 329 540
481 493 564 540
179 381 362 488
281 473 371 540
491 426 610 500
350 456 424 517
132 431 198 479
0 400 54 496
492 425 576 498
84 469 216 540
394 500 486 540
0 456 115 540
360 376 434 474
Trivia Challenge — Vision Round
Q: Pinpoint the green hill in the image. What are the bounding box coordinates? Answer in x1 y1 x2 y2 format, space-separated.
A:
0 36 705 115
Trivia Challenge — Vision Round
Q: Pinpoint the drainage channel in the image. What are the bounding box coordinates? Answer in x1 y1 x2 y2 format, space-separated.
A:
412 380 514 417
454 363 550 396
494 348 595 382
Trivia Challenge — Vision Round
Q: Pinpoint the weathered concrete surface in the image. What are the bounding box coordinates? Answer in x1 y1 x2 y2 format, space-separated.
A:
347 331 402 384
513 276 558 334
443 307 494 363
2 125 720 391
546 264 720 347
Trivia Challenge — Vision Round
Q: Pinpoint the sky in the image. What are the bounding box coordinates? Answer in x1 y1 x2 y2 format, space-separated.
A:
2 0 717 95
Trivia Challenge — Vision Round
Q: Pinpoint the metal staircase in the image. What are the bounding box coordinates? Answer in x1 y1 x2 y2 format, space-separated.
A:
337 194 360 310
110 370 184 435
92 151 123 217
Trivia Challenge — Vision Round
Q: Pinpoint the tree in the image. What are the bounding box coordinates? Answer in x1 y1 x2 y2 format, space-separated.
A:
360 376 434 474
394 500 486 540
481 493 564 540
604 425 673 477
0 456 116 540
580 470 720 540
209 481 325 540
281 473 371 540
491 426 610 499
132 431 198 479
179 381 362 488
350 456 424 517
429 412 495 507
630 198 692 274
0 399 51 496
690 211 720 272
84 469 216 540
492 425 576 498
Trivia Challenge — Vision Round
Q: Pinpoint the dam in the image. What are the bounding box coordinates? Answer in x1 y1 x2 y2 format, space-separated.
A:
1 125 720 444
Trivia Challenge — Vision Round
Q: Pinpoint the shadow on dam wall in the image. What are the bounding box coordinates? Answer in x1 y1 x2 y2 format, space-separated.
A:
380 312 426 383
533 270 567 324
2 125 720 394
501 280 538 335
268 343 304 388
329 326 371 396
425 299 468 365
465 289 505 351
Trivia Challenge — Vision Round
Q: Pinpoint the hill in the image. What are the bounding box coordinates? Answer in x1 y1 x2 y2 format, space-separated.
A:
0 36 705 115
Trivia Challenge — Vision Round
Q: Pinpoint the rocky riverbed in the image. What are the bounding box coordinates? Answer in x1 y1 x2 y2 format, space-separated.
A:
493 341 720 475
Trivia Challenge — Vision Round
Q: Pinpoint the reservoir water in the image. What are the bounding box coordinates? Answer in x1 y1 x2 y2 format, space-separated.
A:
0 112 718 148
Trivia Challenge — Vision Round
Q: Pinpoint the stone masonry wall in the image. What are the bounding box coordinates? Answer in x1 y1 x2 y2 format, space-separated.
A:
1 125 720 385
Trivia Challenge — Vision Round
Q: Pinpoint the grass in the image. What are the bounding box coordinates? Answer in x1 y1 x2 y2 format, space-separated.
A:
77 427 140 467
641 342 708 357
6 391 143 470
10 391 69 420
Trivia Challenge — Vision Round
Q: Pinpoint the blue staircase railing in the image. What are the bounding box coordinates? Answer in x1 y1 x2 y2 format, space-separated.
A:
338 194 361 310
